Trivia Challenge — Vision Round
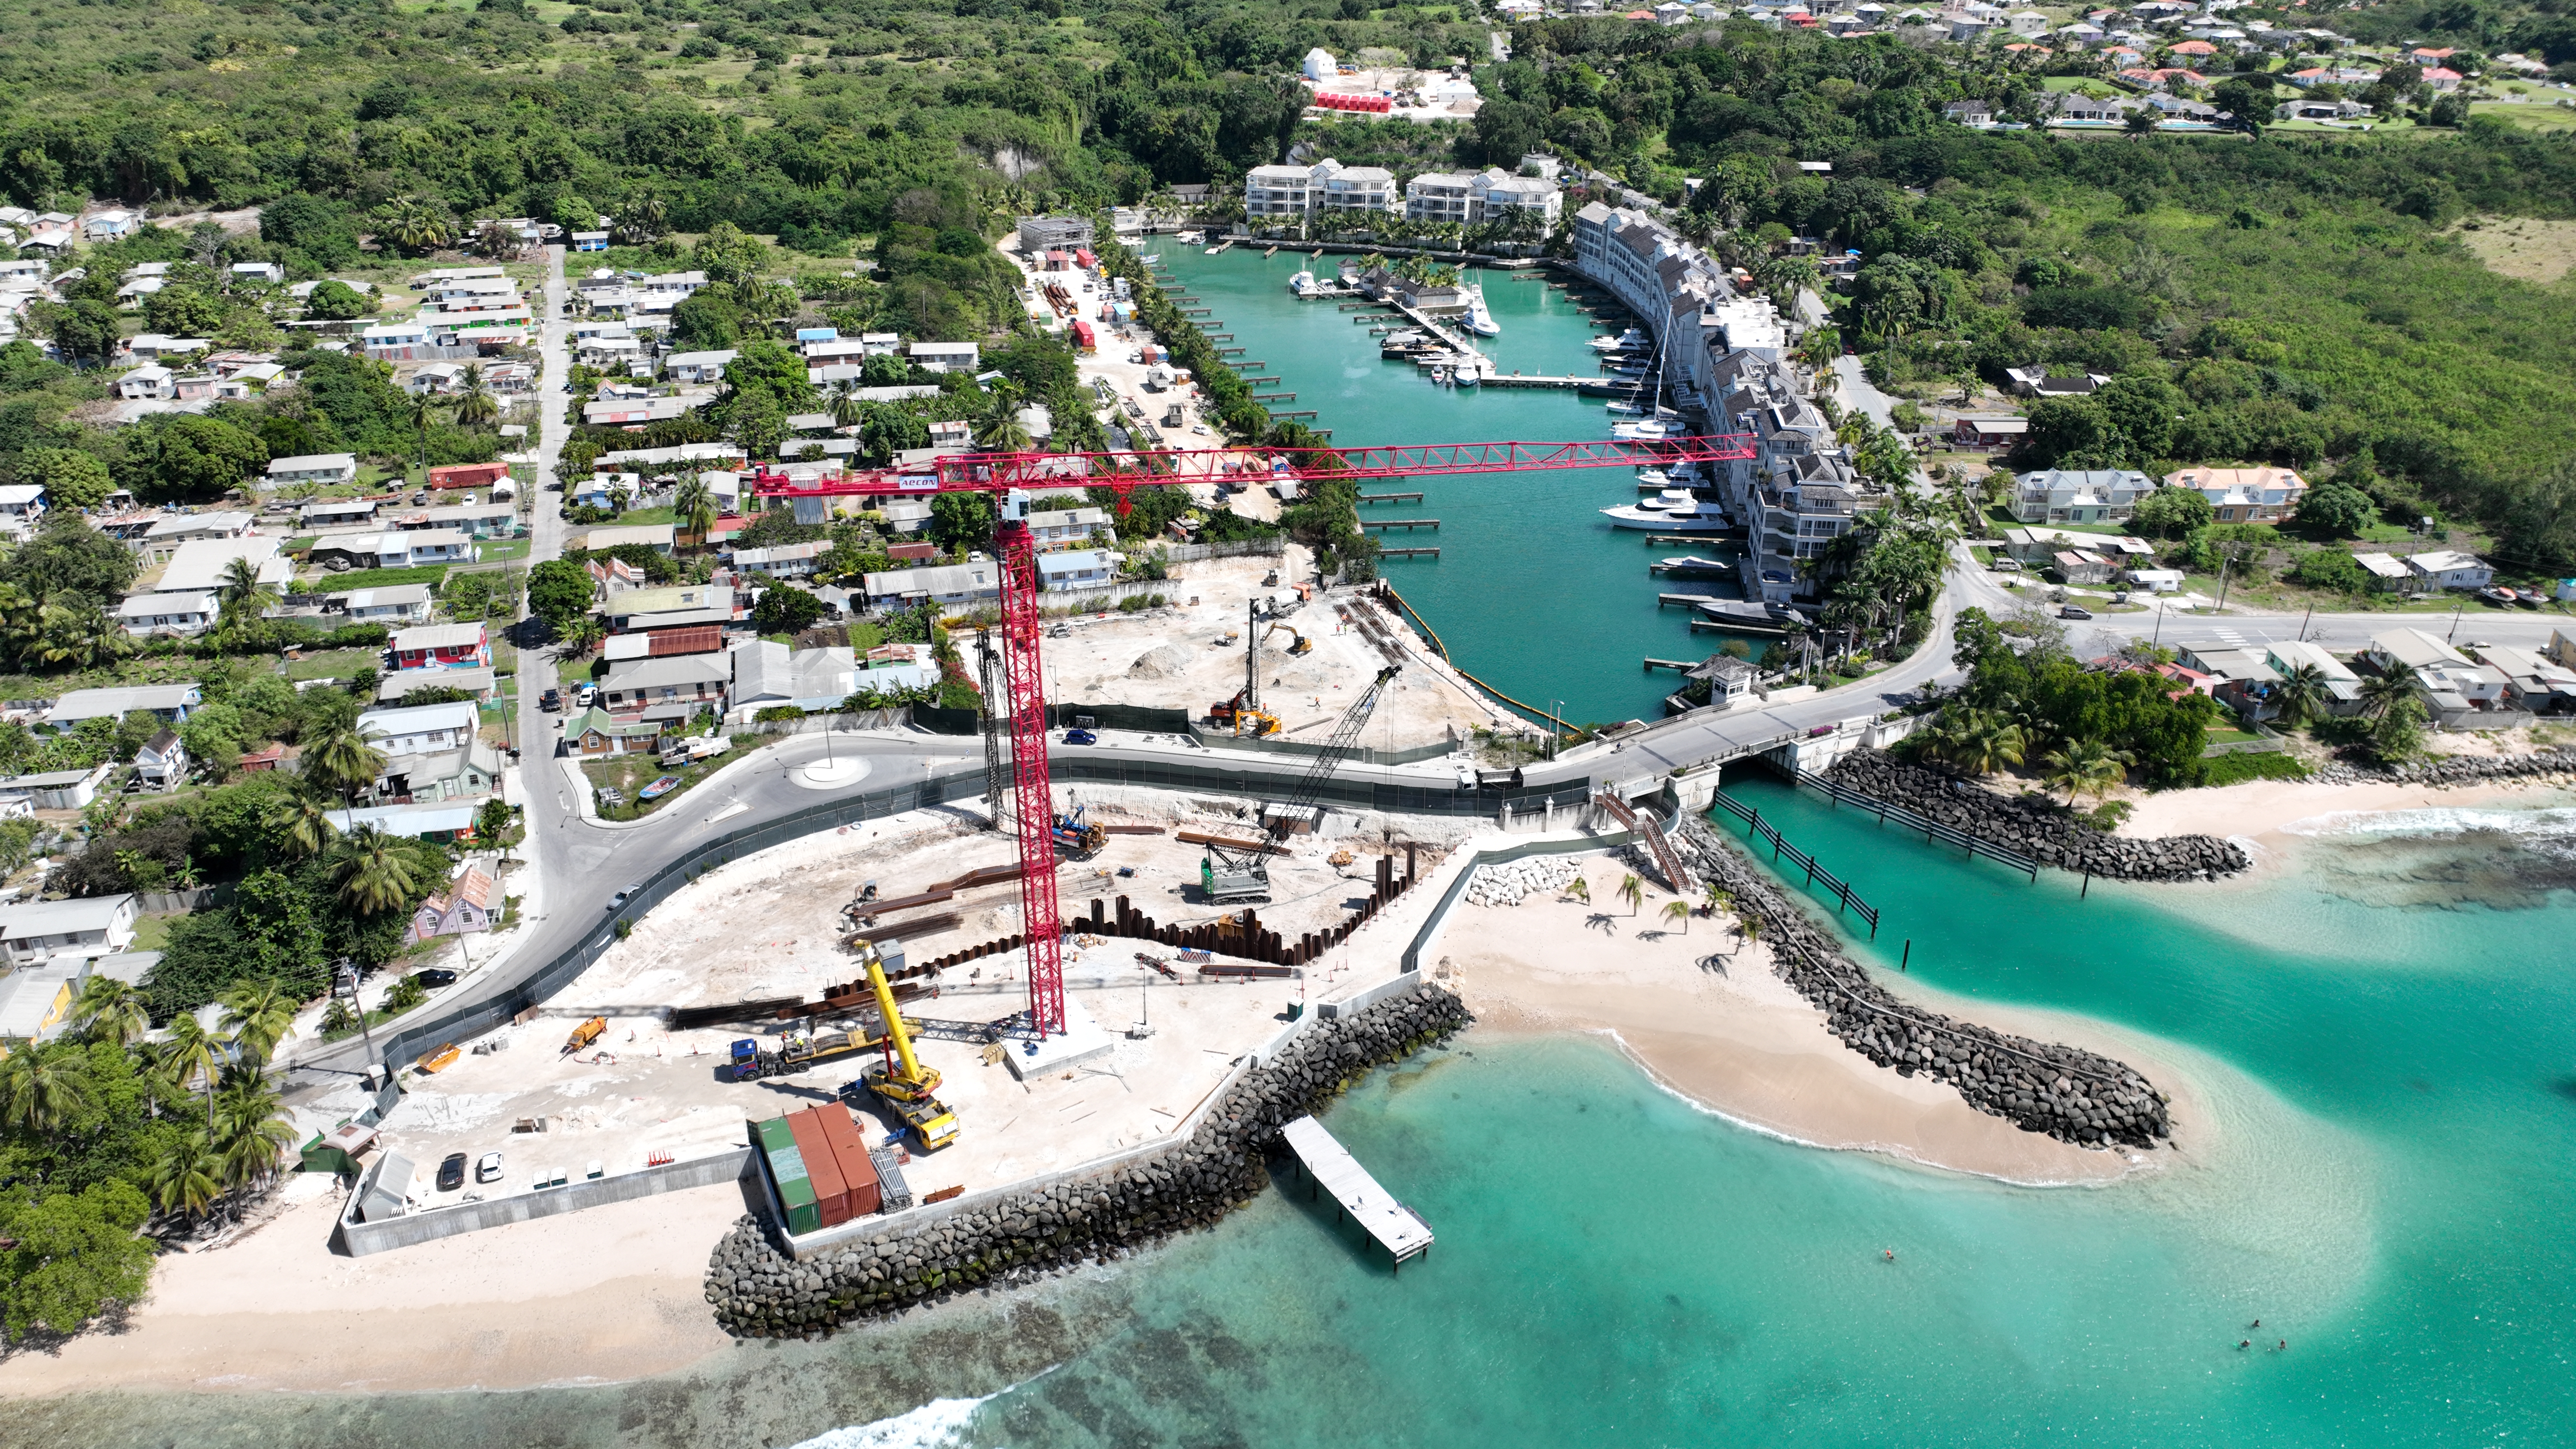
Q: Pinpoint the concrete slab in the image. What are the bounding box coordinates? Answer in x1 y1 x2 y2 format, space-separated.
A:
1005 997 1117 1079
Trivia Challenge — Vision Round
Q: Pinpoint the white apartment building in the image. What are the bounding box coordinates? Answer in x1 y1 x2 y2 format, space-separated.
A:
1404 172 1476 224
1404 168 1564 228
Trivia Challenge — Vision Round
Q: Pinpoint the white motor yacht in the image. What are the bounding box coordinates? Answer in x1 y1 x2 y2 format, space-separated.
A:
1288 270 1320 297
1590 326 1650 353
1602 489 1729 533
1611 419 1678 441
1464 284 1500 337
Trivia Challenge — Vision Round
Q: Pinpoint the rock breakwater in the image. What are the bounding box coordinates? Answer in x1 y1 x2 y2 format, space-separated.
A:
1668 817 2172 1151
703 985 1473 1338
2312 745 2576 788
1828 749 2247 881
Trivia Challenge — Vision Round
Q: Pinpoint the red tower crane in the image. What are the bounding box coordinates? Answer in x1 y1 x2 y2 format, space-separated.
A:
755 433 1757 1038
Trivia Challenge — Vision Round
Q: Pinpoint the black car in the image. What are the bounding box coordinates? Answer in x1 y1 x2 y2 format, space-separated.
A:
2058 605 2094 621
540 687 563 712
435 1152 468 1192
413 968 458 988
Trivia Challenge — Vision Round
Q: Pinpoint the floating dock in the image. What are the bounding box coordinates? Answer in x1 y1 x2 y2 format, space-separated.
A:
1280 1114 1434 1271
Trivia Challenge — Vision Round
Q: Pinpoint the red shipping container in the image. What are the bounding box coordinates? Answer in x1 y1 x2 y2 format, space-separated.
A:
814 1106 883 1218
785 1109 851 1228
427 462 510 490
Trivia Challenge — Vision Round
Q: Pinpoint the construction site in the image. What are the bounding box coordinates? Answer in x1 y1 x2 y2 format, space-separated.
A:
1036 547 1520 752
366 787 1470 1223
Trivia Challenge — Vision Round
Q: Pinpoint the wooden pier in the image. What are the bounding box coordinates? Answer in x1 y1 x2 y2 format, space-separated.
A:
1378 546 1439 559
1227 361 1266 370
1362 518 1439 531
1242 375 1280 384
1642 658 1696 672
1272 409 1317 420
1252 391 1296 402
1690 616 1795 637
1658 592 1725 609
1281 1115 1433 1271
1216 346 1245 355
1181 307 1211 316
1359 492 1424 504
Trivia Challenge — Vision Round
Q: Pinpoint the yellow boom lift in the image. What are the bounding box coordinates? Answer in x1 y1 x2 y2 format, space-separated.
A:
853 938 960 1151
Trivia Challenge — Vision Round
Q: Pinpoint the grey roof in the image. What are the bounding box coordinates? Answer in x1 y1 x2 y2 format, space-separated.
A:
391 622 486 652
45 684 200 722
376 667 495 703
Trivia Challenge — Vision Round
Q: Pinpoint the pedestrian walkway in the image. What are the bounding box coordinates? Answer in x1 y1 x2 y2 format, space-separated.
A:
1280 1114 1434 1271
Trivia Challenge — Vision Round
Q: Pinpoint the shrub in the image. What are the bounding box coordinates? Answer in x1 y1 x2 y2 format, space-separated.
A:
2194 750 2310 787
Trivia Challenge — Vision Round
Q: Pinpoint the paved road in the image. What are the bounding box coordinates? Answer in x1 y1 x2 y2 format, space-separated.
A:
1831 354 1900 430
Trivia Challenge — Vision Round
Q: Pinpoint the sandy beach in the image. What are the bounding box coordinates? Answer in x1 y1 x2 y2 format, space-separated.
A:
2119 774 2567 866
0 1176 746 1397
1435 858 2183 1187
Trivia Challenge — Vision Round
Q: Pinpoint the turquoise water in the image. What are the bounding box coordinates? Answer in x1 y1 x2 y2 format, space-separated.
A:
30 785 2576 1447
1159 249 1750 728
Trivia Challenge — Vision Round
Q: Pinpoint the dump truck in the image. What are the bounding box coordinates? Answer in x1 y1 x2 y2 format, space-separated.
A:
562 1017 606 1056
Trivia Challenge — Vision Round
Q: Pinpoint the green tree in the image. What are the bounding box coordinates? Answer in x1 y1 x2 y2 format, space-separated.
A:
1617 872 1644 916
0 1044 92 1133
15 447 115 509
215 978 298 1067
0 1181 155 1342
264 787 340 860
140 415 269 502
928 491 997 551
2297 481 2377 537
526 557 594 629
2373 693 2427 760
302 280 373 322
4 513 138 601
215 555 280 624
668 292 742 349
141 286 224 338
2272 662 2333 728
299 720 386 799
149 1133 221 1223
1661 898 1690 934
751 582 826 634
329 825 420 916
369 194 457 255
49 300 122 367
673 473 718 548
2131 486 2215 540
67 975 149 1049
2359 661 2420 720
2041 737 2131 808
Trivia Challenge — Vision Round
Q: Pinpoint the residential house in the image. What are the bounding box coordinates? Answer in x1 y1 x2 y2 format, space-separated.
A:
2262 639 2366 716
602 584 735 632
81 209 139 241
564 705 668 756
2351 552 2415 592
570 230 610 252
235 743 286 773
0 895 139 969
375 667 495 704
0 961 84 1044
1944 100 1996 126
265 452 359 488
390 621 492 672
599 652 730 717
566 523 677 555
337 584 435 624
2163 465 2309 523
727 639 863 716
908 342 980 374
1025 507 1111 550
123 333 212 361
43 684 201 733
2052 550 2116 585
0 483 46 539
2406 550 2493 591
2471 644 2576 714
2175 643 2284 721
402 503 519 539
1037 548 1118 591
2277 98 2374 121
2010 468 2154 524
322 800 485 842
117 591 219 637
310 529 471 570
2363 627 2508 725
729 540 826 581
410 865 498 942
2003 365 2113 397
138 510 255 564
861 560 1002 608
116 365 176 401
362 735 503 807
134 730 188 790
1951 416 2030 450
358 700 481 757
0 762 116 810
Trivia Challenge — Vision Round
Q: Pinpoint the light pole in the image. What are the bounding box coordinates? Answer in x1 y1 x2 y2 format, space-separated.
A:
1547 699 1563 760
335 958 377 1077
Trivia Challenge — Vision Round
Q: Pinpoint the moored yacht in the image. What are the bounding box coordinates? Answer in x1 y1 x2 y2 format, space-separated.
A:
1590 326 1650 352
1464 284 1500 337
1602 489 1729 532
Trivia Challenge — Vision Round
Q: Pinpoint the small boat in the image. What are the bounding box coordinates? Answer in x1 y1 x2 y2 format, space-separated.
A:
1288 269 1320 297
1635 468 1671 486
1590 326 1650 353
638 775 681 801
1612 419 1678 441
1176 230 1205 244
1454 368 1479 387
1603 491 1729 533
1605 401 1647 417
2477 586 2518 606
1463 284 1500 338
1651 555 1736 579
1137 253 1161 266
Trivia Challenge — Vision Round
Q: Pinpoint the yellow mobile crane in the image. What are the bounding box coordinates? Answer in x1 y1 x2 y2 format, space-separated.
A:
852 938 961 1151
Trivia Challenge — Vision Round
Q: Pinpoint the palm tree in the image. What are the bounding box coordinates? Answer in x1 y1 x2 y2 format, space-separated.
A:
1617 872 1644 916
161 1011 228 1130
2272 662 2332 729
2358 661 2419 721
266 786 341 859
1567 875 1590 906
69 974 149 1048
1661 899 1691 934
1938 707 2028 776
406 392 437 476
212 1071 295 1194
151 1132 223 1223
370 194 457 255
454 364 500 430
0 1044 91 1132
217 978 299 1068
34 600 136 670
216 554 281 624
0 581 41 665
330 825 421 917
1703 885 1732 920
300 721 387 800
971 396 1034 454
2042 737 2132 808
673 473 717 551
828 382 865 431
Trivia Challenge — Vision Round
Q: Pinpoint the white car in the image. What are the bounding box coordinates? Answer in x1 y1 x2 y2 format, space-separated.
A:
474 1151 504 1184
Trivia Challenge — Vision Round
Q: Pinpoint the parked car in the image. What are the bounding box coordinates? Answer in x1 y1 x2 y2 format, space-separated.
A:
436 1152 468 1192
413 968 458 988
607 884 641 910
1064 728 1098 745
2058 604 2093 621
540 687 563 712
475 1151 504 1184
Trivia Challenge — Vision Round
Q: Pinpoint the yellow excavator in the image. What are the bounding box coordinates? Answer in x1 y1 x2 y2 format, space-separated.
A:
853 938 960 1151
1264 621 1314 656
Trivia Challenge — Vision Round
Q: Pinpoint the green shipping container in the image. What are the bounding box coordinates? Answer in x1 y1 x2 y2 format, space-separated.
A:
756 1116 820 1235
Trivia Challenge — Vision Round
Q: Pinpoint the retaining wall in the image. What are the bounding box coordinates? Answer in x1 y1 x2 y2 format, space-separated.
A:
335 1147 755 1256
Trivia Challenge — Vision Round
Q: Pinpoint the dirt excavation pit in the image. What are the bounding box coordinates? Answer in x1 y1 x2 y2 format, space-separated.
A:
379 797 1473 1213
1040 560 1512 748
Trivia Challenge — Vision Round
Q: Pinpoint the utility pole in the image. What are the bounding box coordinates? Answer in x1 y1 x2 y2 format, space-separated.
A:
2214 543 2237 613
2447 596 2465 643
